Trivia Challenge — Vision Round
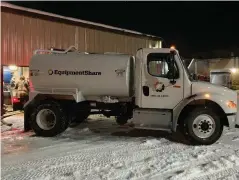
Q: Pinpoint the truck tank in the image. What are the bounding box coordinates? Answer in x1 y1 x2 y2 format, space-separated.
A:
29 52 135 98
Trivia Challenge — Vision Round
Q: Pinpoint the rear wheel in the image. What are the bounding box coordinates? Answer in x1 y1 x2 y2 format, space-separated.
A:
12 102 22 111
31 100 68 137
183 107 223 145
12 104 18 111
116 116 129 125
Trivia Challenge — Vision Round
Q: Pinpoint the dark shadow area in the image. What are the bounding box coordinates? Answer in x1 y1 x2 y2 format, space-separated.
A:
50 117 191 145
111 129 191 145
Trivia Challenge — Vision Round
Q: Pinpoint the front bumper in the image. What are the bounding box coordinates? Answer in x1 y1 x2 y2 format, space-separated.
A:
237 91 239 128
227 113 238 129
236 112 239 128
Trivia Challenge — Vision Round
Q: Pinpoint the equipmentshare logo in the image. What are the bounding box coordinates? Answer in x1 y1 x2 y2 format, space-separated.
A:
48 69 101 76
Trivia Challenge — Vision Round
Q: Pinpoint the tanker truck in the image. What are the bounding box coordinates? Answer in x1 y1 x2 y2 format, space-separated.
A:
24 46 239 145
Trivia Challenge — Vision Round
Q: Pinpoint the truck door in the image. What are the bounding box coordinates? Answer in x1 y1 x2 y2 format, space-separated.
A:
141 49 184 109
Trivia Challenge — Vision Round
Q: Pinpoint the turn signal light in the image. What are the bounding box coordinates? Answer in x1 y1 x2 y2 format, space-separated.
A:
226 101 237 109
204 93 210 98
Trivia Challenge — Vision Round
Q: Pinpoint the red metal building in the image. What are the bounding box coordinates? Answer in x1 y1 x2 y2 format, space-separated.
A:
1 2 162 67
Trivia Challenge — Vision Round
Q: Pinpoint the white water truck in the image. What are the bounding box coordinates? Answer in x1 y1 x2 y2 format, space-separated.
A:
24 46 239 145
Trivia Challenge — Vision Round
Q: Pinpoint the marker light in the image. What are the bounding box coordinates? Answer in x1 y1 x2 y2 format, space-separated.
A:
204 93 210 98
12 97 20 103
170 45 175 49
226 101 237 109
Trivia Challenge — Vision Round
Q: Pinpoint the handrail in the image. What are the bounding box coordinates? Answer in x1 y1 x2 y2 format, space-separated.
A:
188 58 195 70
33 45 77 55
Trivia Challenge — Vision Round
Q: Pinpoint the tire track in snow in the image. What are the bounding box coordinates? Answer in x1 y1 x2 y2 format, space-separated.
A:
1 139 223 180
1 140 132 172
132 147 239 180
2 143 239 180
2 120 239 180
164 155 239 180
1 140 189 180
160 151 237 178
1 135 136 166
191 165 239 180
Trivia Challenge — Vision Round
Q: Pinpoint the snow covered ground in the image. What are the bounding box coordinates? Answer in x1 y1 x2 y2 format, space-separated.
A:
1 114 239 180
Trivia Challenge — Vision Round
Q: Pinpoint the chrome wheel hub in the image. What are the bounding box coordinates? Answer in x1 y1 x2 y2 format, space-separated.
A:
36 109 56 130
192 114 215 139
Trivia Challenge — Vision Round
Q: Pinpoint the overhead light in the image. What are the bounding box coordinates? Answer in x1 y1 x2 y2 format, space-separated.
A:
8 65 18 71
230 68 237 74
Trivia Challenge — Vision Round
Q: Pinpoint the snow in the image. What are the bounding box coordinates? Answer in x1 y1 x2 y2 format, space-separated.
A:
1 113 24 133
1 114 239 180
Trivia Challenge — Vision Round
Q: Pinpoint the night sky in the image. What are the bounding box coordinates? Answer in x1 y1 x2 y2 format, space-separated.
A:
8 2 239 58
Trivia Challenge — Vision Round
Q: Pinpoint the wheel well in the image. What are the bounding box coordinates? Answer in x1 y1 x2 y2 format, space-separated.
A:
27 94 76 118
177 99 228 127
24 94 82 131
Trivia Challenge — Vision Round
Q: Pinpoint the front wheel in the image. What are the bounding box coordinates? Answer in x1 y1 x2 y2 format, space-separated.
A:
184 107 223 145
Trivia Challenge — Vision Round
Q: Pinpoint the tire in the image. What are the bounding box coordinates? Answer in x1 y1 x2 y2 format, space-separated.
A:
71 107 90 123
12 104 18 111
13 103 22 111
116 116 128 125
184 107 223 145
31 100 69 137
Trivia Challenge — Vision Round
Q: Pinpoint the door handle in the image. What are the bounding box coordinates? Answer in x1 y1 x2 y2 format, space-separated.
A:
143 86 149 96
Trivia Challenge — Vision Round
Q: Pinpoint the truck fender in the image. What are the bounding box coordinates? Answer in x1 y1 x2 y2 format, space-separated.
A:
172 93 235 132
172 96 195 132
23 91 39 109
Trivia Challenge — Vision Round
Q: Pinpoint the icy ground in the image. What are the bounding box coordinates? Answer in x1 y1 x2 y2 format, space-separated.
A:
1 114 239 180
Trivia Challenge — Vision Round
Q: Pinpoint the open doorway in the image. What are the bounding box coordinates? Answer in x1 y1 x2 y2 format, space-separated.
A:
3 65 29 111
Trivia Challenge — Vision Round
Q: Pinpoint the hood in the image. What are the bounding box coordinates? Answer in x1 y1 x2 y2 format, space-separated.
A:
191 81 237 103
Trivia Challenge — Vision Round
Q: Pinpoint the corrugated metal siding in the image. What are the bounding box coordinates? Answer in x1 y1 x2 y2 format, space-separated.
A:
1 11 76 66
1 10 160 66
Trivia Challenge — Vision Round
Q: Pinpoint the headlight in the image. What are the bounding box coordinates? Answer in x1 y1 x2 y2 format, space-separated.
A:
226 101 237 109
204 93 210 98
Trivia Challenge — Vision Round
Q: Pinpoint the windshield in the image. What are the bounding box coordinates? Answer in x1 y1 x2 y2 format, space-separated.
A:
176 54 193 81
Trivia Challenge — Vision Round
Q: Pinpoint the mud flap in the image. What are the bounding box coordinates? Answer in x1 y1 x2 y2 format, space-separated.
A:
24 104 31 132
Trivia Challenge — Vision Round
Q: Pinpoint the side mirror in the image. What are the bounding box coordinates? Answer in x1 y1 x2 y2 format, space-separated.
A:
168 50 177 84
167 72 176 84
170 50 176 62
167 71 174 79
190 73 197 80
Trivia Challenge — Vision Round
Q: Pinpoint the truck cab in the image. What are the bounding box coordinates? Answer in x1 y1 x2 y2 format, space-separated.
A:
132 48 238 142
24 46 238 145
